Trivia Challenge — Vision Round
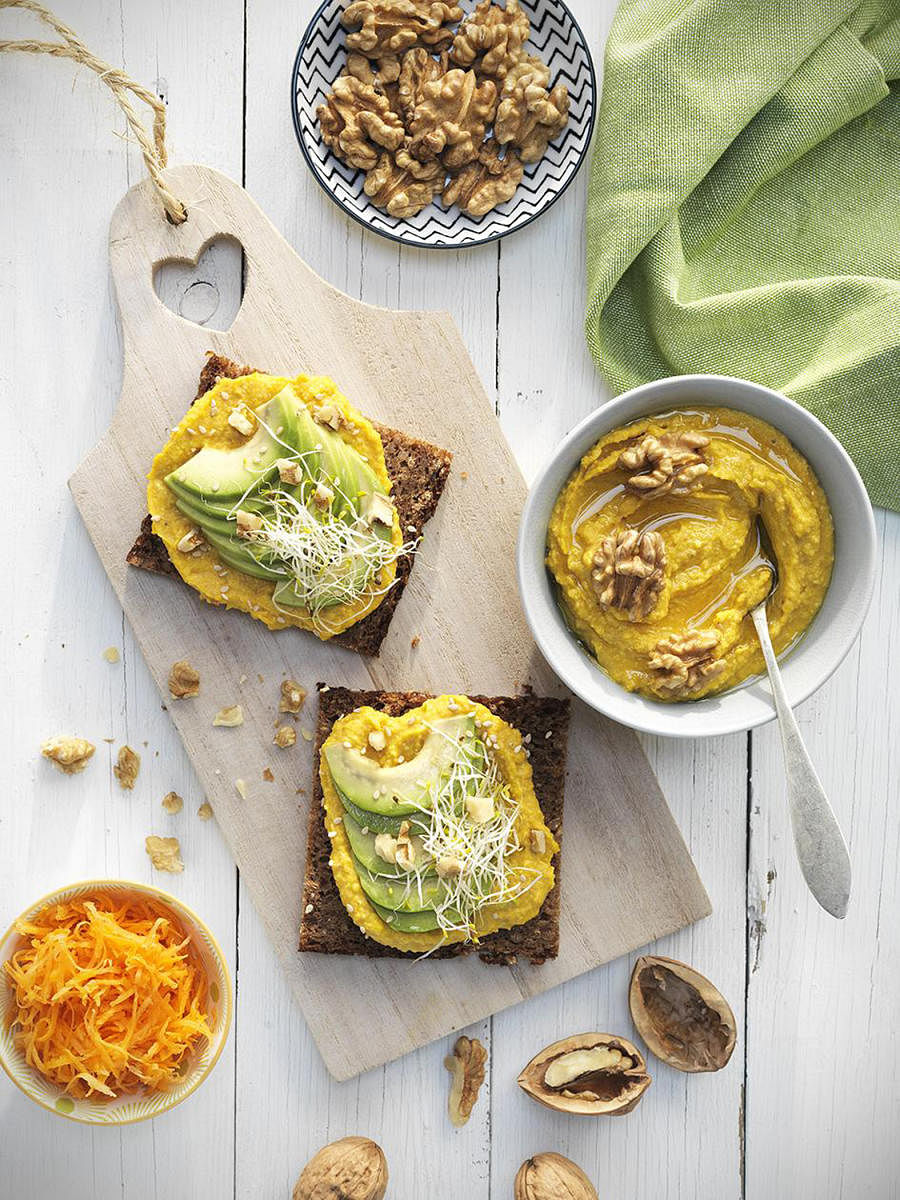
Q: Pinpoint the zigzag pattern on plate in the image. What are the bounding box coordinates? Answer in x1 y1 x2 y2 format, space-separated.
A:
292 0 596 249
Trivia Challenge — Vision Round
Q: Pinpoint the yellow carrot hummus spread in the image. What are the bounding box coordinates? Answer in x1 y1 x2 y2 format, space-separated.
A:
319 695 558 954
147 372 402 637
547 407 834 701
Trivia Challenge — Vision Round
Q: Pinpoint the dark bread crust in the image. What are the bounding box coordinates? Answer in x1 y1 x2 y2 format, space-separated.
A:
126 354 452 656
299 686 569 965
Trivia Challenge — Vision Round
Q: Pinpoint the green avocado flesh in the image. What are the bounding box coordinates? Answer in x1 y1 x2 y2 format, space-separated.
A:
354 859 450 913
342 810 434 878
369 903 446 933
163 385 395 604
323 715 475 817
338 796 426 836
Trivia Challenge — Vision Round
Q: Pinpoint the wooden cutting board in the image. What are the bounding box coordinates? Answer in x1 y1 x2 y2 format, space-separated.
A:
69 164 710 1081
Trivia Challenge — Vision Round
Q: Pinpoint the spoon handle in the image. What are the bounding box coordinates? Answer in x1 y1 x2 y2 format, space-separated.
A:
750 606 852 918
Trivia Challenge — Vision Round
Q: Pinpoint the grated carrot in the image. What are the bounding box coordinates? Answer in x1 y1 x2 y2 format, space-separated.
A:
3 893 213 1099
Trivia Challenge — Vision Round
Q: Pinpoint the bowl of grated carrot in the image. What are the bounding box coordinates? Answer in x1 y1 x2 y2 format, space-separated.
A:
0 880 232 1123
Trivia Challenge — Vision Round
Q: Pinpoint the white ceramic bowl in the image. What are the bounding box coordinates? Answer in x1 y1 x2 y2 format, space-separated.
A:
0 879 232 1124
517 374 877 738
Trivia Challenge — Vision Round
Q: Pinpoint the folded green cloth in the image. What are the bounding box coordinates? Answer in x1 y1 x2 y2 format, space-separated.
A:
585 0 900 510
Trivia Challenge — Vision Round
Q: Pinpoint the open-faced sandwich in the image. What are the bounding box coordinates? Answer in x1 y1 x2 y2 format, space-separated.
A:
128 354 452 655
300 687 569 964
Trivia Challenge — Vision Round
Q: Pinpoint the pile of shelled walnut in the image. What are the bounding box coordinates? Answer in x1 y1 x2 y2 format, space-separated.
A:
316 0 569 218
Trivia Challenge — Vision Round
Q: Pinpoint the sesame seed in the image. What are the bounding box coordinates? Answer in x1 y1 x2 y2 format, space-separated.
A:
545 730 553 739
304 904 313 914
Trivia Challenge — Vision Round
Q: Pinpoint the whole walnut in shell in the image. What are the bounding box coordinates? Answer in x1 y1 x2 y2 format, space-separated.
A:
364 148 443 216
514 1153 598 1200
495 57 569 164
292 1136 387 1200
450 0 530 81
407 67 497 168
443 138 523 216
317 75 405 170
342 0 461 58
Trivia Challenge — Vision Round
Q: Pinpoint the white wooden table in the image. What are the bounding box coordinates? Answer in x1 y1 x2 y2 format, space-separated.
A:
1 2 897 1196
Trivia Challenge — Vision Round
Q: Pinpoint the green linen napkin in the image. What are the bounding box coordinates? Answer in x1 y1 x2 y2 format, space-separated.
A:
585 0 900 510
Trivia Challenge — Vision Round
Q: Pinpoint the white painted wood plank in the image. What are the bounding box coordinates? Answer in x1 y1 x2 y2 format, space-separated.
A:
745 508 900 1200
0 1 243 1196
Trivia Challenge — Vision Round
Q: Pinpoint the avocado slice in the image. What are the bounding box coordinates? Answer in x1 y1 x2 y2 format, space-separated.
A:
323 715 476 817
354 859 450 913
202 528 286 581
165 387 298 500
342 809 434 878
369 903 451 933
337 796 427 837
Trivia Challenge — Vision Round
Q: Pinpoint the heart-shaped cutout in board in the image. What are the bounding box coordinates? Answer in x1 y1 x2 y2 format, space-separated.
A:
152 235 243 332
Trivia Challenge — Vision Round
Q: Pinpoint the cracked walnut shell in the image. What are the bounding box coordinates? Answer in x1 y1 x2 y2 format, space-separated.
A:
364 148 443 216
443 138 523 215
649 629 724 694
341 0 461 58
450 0 530 82
630 955 737 1073
618 430 710 499
292 1136 387 1200
514 1153 598 1200
495 57 569 164
591 528 666 621
518 1032 651 1116
407 68 497 168
445 1034 487 1126
317 75 405 171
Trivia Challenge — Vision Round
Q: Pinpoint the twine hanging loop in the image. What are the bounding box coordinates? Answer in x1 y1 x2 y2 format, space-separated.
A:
0 0 187 223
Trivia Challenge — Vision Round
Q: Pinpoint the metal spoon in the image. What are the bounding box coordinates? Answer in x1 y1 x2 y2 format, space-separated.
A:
749 541 852 918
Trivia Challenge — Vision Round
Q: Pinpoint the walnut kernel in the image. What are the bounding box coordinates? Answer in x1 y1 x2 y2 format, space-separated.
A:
168 660 200 699
649 630 724 694
113 745 141 790
41 736 95 775
445 1035 487 1126
618 431 710 499
590 528 667 621
145 835 184 873
280 680 307 714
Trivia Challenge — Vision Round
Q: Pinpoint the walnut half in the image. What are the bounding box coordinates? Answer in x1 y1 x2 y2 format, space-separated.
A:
407 68 497 168
518 1033 651 1116
649 629 724 694
618 431 709 499
317 75 405 171
442 138 522 215
590 528 666 621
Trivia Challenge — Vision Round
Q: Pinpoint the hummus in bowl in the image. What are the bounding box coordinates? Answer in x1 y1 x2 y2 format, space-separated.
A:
546 407 834 701
517 375 876 738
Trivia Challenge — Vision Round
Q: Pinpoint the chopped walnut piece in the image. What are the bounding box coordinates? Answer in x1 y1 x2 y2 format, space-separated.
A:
529 828 547 854
317 75 405 171
494 57 569 164
276 458 303 486
367 729 387 751
618 432 710 499
364 148 444 217
162 790 183 814
197 801 214 821
280 680 307 714
262 767 275 782
442 138 523 215
407 68 497 168
102 646 120 664
449 0 530 82
342 0 462 59
436 855 461 878
227 407 255 437
445 1035 488 1127
145 835 184 873
41 736 95 775
591 529 667 622
213 705 244 727
113 745 141 790
649 630 725 694
465 793 495 824
274 724 297 749
235 509 263 536
176 528 205 554
168 660 200 699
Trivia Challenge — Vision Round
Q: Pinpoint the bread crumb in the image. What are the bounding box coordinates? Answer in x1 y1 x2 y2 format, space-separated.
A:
198 801 213 821
273 725 296 748
279 680 307 714
262 767 274 782
411 636 420 649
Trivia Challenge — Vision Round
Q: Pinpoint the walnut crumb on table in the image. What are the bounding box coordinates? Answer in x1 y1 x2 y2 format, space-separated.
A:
41 736 95 775
113 745 140 789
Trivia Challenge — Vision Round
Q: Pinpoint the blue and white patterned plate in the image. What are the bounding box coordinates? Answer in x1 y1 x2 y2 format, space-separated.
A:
291 0 596 249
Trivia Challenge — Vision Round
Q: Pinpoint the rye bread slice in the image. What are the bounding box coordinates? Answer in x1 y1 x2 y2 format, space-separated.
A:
126 354 452 656
299 686 569 966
